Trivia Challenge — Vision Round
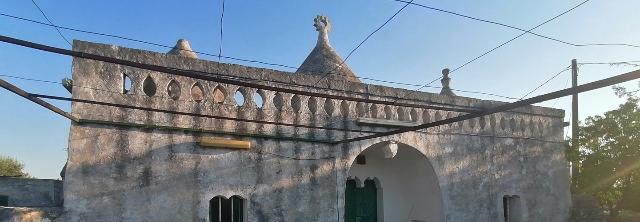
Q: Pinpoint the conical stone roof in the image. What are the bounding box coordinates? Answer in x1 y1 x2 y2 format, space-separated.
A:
296 16 360 82
168 39 198 59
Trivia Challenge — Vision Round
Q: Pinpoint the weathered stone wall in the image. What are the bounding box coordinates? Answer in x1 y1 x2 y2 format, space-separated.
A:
60 40 570 221
0 178 62 207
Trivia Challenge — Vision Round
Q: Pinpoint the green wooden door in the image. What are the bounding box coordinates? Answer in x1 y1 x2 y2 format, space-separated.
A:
345 179 377 222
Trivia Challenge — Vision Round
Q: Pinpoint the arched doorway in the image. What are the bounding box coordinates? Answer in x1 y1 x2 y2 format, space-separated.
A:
346 141 444 222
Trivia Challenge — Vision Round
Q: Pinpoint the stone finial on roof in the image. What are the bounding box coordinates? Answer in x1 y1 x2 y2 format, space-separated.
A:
440 68 455 96
296 15 360 82
168 39 198 59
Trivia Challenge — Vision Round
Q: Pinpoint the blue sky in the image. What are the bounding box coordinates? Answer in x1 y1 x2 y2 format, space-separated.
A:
1 0 639 178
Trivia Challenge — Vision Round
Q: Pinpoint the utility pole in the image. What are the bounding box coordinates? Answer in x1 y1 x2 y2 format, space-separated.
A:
571 59 579 179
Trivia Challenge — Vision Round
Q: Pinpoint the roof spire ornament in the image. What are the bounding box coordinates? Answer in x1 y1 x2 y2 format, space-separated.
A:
296 15 360 82
314 15 331 46
440 68 455 96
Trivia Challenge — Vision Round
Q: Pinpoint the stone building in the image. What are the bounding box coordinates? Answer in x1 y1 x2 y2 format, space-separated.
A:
7 16 571 221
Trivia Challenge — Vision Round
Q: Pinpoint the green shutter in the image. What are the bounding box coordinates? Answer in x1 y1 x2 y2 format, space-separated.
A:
210 197 221 222
0 195 8 206
345 180 357 222
231 196 243 222
345 179 377 222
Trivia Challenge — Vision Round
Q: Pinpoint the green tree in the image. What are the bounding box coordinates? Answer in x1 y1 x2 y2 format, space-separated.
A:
0 155 30 177
569 86 640 221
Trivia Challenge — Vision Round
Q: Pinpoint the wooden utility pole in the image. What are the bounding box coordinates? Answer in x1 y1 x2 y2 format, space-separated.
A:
571 59 579 178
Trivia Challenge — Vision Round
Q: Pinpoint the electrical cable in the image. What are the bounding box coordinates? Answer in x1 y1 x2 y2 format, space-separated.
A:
30 93 382 134
30 0 71 46
313 0 414 84
520 66 571 100
0 12 516 100
393 0 640 49
218 0 225 62
404 0 591 98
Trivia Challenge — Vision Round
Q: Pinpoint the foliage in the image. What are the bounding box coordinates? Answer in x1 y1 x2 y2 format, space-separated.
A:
568 86 640 220
0 155 31 178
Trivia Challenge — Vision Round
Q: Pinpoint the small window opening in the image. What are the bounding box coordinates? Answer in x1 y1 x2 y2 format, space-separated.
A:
191 83 204 102
384 106 393 120
324 99 335 115
167 80 181 100
291 95 302 112
308 97 318 113
410 109 418 122
142 76 156 96
234 90 245 107
0 195 8 206
254 91 264 108
213 85 226 104
340 100 350 116
503 195 522 222
210 196 243 222
370 104 378 118
356 155 366 165
122 74 132 94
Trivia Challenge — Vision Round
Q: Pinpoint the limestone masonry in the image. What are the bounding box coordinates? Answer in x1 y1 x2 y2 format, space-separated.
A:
2 16 570 222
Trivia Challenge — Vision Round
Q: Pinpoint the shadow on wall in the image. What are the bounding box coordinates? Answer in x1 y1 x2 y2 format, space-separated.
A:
61 123 568 221
348 142 444 222
62 124 339 222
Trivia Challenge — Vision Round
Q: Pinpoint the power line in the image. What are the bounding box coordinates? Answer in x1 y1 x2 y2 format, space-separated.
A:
0 34 482 113
406 0 591 96
30 0 71 46
578 61 640 67
0 12 517 100
218 0 226 62
0 13 417 87
550 74 571 108
336 68 640 144
0 13 298 69
0 72 505 115
393 0 640 49
314 0 414 84
30 93 381 134
520 66 571 100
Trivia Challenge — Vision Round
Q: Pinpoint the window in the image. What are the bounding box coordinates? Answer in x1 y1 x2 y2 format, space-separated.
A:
503 195 522 222
210 195 243 222
0 195 8 206
122 73 132 94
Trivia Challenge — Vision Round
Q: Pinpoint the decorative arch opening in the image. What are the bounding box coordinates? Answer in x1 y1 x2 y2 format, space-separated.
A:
122 73 132 94
308 97 318 114
341 100 350 116
347 141 444 222
370 104 379 118
167 79 181 100
212 85 227 104
397 107 405 121
324 98 335 115
191 82 204 102
291 95 302 112
410 109 418 122
254 90 265 108
234 89 245 107
383 106 393 120
273 92 285 110
356 102 367 117
142 76 156 96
